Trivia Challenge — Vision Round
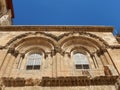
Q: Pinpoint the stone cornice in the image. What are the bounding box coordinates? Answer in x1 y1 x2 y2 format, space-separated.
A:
0 76 118 87
0 26 114 32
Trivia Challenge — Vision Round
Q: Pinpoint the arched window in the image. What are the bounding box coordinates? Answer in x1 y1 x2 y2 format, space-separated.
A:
73 53 89 69
26 53 42 70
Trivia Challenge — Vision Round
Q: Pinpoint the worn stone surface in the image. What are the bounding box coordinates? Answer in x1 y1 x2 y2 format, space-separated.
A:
0 26 119 90
0 1 120 90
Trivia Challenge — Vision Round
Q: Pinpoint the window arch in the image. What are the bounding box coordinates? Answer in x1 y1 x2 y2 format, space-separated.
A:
73 53 89 69
26 53 42 70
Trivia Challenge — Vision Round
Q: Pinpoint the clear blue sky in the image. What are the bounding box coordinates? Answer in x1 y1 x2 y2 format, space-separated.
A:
13 0 120 34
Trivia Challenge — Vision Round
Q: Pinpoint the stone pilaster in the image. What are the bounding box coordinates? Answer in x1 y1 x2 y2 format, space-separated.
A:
51 54 57 77
17 53 25 69
0 52 12 77
10 53 21 77
94 53 103 68
0 49 8 72
3 54 15 77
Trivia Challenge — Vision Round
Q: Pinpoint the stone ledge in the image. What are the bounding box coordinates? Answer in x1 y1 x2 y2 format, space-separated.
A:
0 76 118 87
0 26 113 32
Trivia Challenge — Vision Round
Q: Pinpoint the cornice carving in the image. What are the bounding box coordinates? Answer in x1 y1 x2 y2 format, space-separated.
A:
108 45 120 49
0 26 114 32
0 76 118 87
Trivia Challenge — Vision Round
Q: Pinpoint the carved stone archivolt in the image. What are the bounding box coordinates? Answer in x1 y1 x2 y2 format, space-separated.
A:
0 31 119 58
4 31 108 48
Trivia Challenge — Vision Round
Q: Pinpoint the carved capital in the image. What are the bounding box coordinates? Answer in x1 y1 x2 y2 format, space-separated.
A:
51 46 64 56
96 48 107 56
20 53 25 58
8 48 19 57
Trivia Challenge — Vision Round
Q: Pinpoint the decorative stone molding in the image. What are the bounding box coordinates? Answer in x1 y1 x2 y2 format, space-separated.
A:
8 48 19 57
96 47 108 57
4 31 108 48
20 53 25 59
0 31 119 59
108 45 120 49
0 76 118 87
0 26 114 32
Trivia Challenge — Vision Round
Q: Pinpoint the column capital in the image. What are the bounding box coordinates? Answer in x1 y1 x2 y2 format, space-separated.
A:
8 48 19 57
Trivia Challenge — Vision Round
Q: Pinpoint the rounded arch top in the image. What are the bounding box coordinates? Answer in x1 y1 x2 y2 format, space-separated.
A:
58 32 109 48
5 32 58 49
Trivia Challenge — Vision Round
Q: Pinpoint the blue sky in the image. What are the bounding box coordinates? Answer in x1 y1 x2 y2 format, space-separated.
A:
13 0 120 34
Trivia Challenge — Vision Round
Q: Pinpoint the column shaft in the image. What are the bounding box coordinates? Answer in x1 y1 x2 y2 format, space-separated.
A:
4 54 15 77
0 53 11 77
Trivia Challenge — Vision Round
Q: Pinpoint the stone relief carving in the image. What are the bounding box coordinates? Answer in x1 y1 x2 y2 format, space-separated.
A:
0 15 10 25
5 31 108 47
0 31 120 57
0 76 118 87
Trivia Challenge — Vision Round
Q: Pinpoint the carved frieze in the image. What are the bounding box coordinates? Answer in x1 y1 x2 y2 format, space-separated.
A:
0 76 118 87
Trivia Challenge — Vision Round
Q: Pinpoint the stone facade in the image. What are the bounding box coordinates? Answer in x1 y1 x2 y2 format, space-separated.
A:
0 0 14 25
0 26 120 90
0 0 120 90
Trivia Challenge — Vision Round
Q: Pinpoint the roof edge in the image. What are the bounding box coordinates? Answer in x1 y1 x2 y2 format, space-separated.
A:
0 25 114 32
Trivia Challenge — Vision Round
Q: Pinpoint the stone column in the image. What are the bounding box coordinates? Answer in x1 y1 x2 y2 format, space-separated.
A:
13 53 21 69
52 53 57 77
59 54 64 76
56 53 61 77
17 53 24 69
99 54 108 66
0 49 8 70
41 54 47 77
94 53 103 68
10 53 21 77
88 54 95 69
61 53 71 77
104 51 113 65
0 52 12 77
44 54 52 77
3 54 16 77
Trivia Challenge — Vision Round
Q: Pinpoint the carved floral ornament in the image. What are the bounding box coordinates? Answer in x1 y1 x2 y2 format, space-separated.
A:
0 31 120 57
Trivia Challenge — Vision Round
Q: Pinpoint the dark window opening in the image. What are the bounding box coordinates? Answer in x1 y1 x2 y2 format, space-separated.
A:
75 64 89 69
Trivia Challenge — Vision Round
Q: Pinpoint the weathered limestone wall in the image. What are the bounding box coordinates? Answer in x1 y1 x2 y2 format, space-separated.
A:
107 49 120 75
0 26 119 90
0 30 119 77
